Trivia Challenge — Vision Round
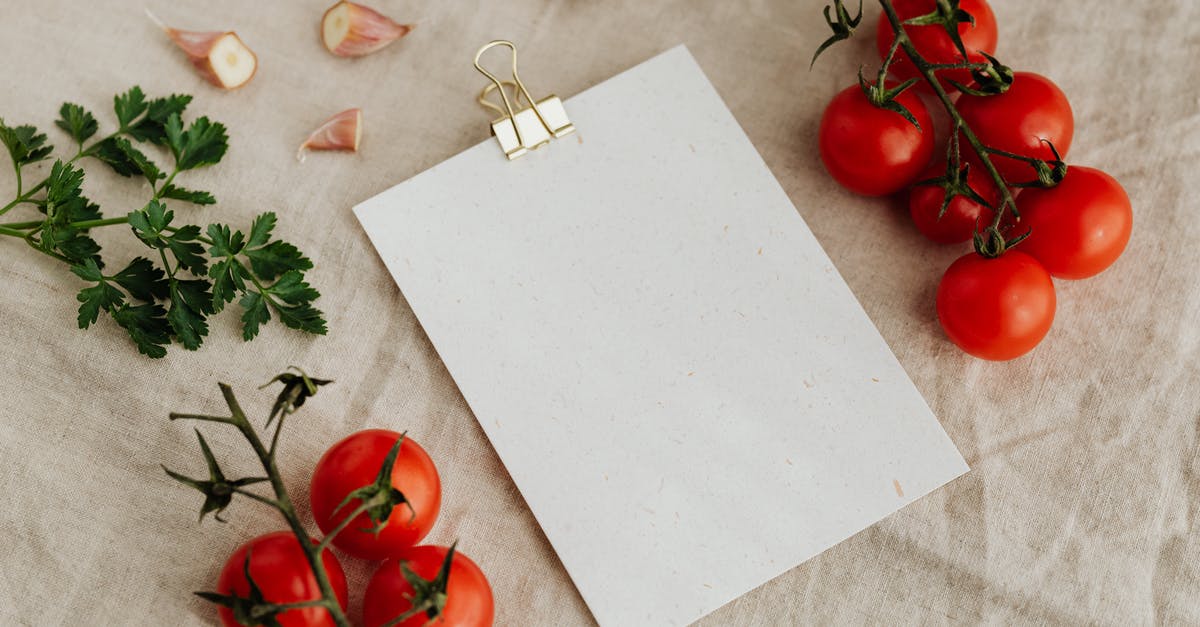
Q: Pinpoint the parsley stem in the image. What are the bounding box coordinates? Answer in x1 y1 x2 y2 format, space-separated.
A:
0 185 41 217
0 225 27 238
0 127 123 218
154 168 179 200
2 216 129 230
159 248 176 279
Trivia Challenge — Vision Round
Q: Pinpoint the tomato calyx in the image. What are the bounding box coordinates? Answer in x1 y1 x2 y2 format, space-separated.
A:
812 0 864 68
915 161 989 220
198 549 329 627
996 139 1068 189
387 542 458 626
162 429 268 523
900 0 977 60
973 222 1030 259
260 366 333 426
857 69 923 130
332 433 417 536
914 124 988 219
947 52 1013 96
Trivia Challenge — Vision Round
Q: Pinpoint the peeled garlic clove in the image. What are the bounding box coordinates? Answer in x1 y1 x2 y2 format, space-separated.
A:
146 9 257 89
297 108 363 161
321 1 412 58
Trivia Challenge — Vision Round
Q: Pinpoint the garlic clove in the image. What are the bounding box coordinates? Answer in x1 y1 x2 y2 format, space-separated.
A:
297 108 363 162
321 1 412 58
147 9 258 89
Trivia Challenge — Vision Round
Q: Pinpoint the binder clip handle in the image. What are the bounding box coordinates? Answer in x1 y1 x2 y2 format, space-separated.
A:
474 40 574 160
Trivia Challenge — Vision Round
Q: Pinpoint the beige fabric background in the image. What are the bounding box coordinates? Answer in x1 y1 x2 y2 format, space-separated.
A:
1 1 1197 625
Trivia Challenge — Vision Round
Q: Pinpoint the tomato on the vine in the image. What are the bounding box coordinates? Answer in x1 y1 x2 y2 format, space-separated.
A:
310 429 441 560
957 72 1074 183
215 531 348 627
1016 166 1132 279
936 251 1055 360
363 545 495 627
877 0 998 89
819 83 934 196
908 162 1001 244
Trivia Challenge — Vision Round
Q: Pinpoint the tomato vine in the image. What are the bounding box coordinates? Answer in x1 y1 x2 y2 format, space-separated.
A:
165 370 454 627
814 0 1067 258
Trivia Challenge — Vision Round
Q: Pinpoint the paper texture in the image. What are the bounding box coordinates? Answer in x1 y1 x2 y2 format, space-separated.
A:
354 46 968 625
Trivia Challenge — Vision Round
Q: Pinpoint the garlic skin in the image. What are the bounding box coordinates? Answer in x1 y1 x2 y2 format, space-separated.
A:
146 10 257 89
321 1 412 58
297 108 363 162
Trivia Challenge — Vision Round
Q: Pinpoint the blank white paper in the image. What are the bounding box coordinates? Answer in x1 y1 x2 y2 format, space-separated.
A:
354 45 968 626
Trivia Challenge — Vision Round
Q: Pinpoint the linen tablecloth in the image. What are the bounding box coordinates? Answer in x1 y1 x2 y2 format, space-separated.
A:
1 1 1197 624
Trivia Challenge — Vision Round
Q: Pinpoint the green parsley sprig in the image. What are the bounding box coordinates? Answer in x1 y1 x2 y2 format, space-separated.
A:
1 87 326 357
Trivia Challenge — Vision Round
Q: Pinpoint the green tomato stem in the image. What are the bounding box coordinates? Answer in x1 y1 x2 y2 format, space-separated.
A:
877 0 1018 238
215 384 352 627
313 501 373 554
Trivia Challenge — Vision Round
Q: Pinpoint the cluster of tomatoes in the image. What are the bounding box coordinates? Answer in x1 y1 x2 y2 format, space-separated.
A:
216 429 494 627
818 0 1132 360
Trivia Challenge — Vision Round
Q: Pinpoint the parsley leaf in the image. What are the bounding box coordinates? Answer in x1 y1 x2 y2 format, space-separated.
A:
129 201 208 274
245 241 310 281
34 161 105 265
75 281 125 329
209 258 249 313
0 119 53 167
246 212 276 248
238 213 312 280
260 272 326 336
113 86 148 129
113 137 163 183
112 257 169 302
239 291 269 340
71 259 124 329
53 231 103 266
206 223 246 257
268 271 320 305
44 160 85 210
168 280 212 350
91 138 143 177
207 223 251 313
55 103 98 145
273 302 327 335
166 114 228 171
128 94 192 145
167 225 209 274
160 184 216 205
111 302 171 358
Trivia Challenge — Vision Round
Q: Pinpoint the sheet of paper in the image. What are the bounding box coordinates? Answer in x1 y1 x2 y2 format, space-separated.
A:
354 45 968 626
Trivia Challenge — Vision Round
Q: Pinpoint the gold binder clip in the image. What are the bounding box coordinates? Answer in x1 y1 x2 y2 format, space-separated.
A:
474 40 574 160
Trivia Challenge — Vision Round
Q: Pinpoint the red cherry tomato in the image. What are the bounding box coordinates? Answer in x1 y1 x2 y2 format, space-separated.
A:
1015 166 1133 279
363 545 495 627
936 251 1055 360
877 0 998 89
957 72 1074 183
819 83 935 196
215 531 348 627
310 429 441 560
908 162 1001 244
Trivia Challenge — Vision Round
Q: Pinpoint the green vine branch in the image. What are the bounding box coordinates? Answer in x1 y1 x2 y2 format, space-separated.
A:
165 370 457 627
814 0 1067 257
